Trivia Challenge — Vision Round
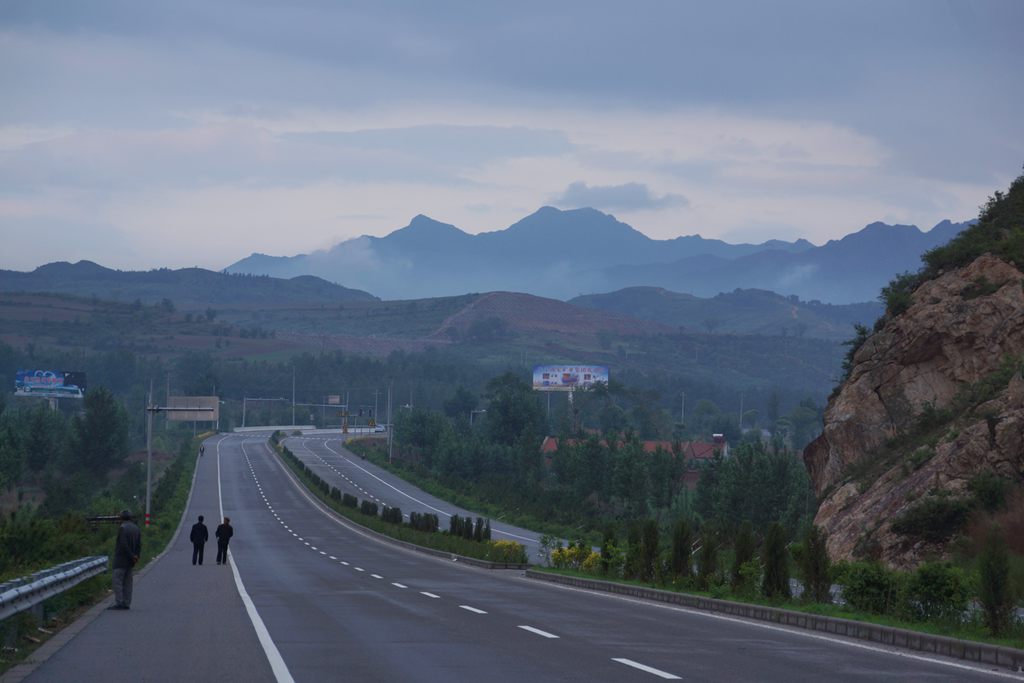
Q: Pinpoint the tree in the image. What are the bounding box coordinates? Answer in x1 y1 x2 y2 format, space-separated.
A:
797 525 831 603
670 519 693 580
696 528 718 590
72 387 129 474
640 518 659 583
761 522 791 599
730 520 756 589
443 386 477 420
978 525 1015 636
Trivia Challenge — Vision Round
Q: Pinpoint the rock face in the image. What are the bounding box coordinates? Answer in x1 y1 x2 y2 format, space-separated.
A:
804 254 1024 567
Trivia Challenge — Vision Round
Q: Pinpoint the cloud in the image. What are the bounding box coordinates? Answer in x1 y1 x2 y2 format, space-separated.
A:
551 181 688 212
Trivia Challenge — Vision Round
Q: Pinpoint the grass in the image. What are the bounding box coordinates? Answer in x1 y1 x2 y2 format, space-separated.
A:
534 566 1024 651
345 437 592 543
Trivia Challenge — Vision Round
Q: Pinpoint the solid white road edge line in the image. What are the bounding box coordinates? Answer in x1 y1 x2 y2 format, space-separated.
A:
612 658 681 680
220 439 295 683
517 625 559 639
539 579 1024 680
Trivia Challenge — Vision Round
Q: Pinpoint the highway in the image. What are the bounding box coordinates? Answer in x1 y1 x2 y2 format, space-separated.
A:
13 433 1019 682
282 434 547 560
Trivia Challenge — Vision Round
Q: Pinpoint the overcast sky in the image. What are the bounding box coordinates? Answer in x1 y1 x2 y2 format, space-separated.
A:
1 0 1022 272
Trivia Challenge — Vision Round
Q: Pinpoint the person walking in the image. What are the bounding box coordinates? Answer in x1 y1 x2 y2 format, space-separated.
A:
199 444 205 457
109 509 141 610
190 515 209 565
215 517 233 565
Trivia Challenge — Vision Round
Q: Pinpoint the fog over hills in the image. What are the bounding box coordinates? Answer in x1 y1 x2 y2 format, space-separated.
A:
226 207 968 304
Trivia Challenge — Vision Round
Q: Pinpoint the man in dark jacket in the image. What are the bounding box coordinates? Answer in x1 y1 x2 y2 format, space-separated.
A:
109 509 141 610
190 515 209 565
215 517 233 565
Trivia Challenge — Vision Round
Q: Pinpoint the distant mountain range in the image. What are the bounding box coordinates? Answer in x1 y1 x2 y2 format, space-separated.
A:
225 207 970 304
571 288 883 341
0 260 377 310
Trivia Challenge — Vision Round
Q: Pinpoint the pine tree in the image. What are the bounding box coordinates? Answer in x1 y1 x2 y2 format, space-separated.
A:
761 522 791 599
979 524 1015 636
730 520 755 589
798 525 831 603
670 519 693 580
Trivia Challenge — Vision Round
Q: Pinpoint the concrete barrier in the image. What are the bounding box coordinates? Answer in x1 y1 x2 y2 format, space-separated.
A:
525 570 1024 671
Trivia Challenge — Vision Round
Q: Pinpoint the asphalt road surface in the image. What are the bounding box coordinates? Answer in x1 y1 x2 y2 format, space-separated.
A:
282 434 549 561
13 433 1021 683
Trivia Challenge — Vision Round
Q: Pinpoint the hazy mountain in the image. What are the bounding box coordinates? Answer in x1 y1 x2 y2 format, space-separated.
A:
227 207 815 300
570 287 884 341
596 220 970 304
0 261 377 311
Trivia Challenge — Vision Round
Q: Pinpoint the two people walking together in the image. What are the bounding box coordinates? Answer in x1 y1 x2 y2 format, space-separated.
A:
190 515 233 566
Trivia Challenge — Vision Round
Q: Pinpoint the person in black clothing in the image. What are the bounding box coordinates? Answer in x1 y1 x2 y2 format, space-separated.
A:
109 509 141 610
190 515 209 565
199 444 205 457
215 517 233 565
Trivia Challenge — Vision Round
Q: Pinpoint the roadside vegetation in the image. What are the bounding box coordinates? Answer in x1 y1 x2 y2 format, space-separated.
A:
536 520 1023 649
269 432 526 564
0 388 204 673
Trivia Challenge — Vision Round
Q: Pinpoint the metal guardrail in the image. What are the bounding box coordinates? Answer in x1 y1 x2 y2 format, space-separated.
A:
0 556 109 622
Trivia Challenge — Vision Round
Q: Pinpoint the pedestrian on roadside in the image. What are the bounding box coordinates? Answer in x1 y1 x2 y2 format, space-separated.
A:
215 517 233 565
199 444 205 457
109 509 140 610
190 515 209 565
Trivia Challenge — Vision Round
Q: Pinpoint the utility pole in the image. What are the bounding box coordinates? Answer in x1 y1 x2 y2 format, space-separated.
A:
292 365 296 427
680 391 685 423
387 382 393 463
739 392 744 433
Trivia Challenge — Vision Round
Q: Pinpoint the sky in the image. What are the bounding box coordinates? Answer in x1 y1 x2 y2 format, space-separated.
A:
1 0 1022 273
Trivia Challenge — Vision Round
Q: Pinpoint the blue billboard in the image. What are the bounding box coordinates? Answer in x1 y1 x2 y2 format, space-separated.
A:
15 370 86 399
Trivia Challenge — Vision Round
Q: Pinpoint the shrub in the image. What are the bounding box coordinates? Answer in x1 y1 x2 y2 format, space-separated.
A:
488 540 528 564
978 525 1015 636
903 562 969 623
330 487 341 501
735 559 761 599
968 471 1010 513
761 522 791 599
836 561 902 615
342 493 358 508
359 500 379 517
890 494 971 543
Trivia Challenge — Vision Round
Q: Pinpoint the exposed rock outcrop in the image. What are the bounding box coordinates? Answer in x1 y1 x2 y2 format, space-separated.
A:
804 254 1024 567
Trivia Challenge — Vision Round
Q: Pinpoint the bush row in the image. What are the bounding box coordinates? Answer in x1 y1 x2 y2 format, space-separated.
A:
272 435 526 565
543 518 1021 640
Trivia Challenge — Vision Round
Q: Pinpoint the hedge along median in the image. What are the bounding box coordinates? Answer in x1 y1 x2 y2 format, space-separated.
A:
526 569 1024 671
268 433 528 568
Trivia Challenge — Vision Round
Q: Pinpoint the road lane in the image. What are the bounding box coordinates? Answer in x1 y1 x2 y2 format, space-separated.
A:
18 434 277 683
283 435 547 560
227 435 1015 683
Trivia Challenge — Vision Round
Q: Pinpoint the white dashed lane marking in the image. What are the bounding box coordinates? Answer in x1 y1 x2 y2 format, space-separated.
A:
518 625 558 639
459 605 487 614
611 659 681 680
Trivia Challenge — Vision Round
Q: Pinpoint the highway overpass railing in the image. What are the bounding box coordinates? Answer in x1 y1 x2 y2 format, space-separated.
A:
0 556 109 623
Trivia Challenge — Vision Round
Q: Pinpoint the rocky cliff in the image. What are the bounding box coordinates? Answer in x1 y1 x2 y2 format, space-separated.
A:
803 253 1024 568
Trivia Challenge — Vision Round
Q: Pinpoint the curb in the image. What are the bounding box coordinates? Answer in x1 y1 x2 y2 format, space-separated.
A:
525 570 1024 672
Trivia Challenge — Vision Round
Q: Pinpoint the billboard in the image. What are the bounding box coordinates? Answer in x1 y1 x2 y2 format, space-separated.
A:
532 365 609 392
15 369 86 399
166 396 220 422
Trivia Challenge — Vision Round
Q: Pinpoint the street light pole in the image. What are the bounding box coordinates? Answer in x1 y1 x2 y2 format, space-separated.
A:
145 383 154 528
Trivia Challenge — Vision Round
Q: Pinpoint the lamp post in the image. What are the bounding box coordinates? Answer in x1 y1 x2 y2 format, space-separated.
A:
470 409 487 426
145 396 212 528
